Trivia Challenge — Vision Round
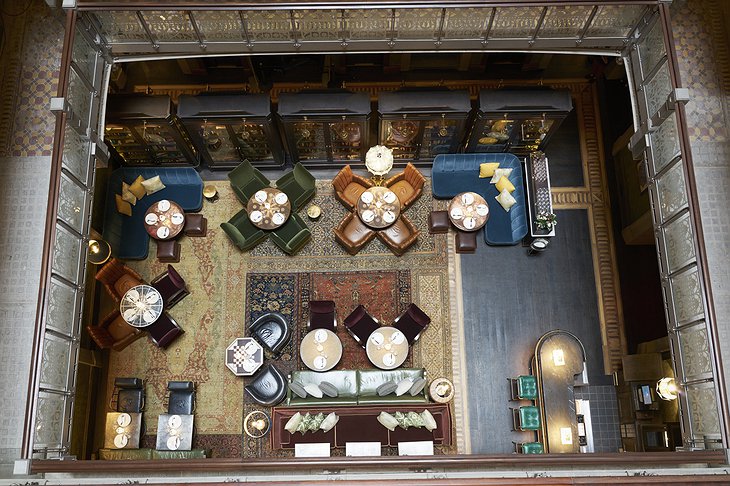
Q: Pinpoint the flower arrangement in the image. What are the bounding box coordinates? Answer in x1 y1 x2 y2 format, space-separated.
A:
535 212 557 231
365 145 394 176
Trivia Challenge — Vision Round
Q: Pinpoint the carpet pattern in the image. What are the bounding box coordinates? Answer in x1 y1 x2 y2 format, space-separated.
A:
106 176 457 458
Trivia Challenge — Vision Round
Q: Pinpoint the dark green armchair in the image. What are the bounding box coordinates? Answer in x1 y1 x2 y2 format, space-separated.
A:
270 213 311 255
228 159 271 204
220 208 267 251
276 163 316 211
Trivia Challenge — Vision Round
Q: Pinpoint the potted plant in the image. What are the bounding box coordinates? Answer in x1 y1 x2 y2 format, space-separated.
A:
535 212 557 231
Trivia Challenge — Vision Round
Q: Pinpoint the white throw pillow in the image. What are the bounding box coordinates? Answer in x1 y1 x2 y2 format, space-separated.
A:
320 412 339 432
377 411 399 431
141 175 166 195
284 412 303 434
395 378 414 397
303 383 324 398
490 168 513 184
121 182 137 205
495 188 517 212
421 409 438 431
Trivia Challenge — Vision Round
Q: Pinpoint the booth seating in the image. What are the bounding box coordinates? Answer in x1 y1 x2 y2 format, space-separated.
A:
102 168 203 260
286 369 428 406
432 153 528 246
271 403 451 450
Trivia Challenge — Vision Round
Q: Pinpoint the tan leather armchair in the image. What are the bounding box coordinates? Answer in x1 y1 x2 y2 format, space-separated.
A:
87 309 145 351
332 165 373 210
385 162 426 209
377 214 419 256
95 258 144 302
334 212 376 255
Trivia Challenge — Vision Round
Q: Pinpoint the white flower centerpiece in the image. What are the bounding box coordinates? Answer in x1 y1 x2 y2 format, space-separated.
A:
365 145 394 185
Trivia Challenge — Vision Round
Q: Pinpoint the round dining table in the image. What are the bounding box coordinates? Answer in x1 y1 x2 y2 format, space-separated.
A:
119 284 163 328
365 326 408 370
144 199 186 240
300 328 342 372
448 191 489 232
357 187 401 229
247 188 291 230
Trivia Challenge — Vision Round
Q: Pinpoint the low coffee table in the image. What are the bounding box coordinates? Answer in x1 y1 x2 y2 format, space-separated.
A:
300 329 342 372
225 337 264 376
448 192 489 232
247 188 291 230
145 199 186 240
365 326 408 370
357 187 401 229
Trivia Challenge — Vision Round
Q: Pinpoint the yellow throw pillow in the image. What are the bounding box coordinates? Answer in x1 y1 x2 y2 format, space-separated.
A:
121 182 137 205
495 188 516 212
141 175 166 195
115 194 132 216
496 175 515 193
128 175 146 200
479 162 500 178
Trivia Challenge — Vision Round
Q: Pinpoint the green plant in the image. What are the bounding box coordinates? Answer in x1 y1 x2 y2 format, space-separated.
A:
535 212 557 231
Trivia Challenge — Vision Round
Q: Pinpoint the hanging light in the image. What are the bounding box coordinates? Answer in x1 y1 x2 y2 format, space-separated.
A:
656 377 679 401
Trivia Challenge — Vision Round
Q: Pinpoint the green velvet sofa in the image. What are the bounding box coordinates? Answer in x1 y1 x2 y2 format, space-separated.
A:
286 368 428 406
98 448 208 460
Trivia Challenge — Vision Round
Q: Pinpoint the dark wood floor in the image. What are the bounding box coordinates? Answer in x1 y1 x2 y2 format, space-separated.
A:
462 209 604 454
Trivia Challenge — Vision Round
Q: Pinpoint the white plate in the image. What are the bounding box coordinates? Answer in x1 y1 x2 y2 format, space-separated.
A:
370 332 384 346
158 199 171 212
249 211 263 223
383 211 396 223
463 217 476 230
243 340 259 355
125 289 140 302
168 415 182 429
476 204 489 216
360 191 374 204
314 355 327 370
383 191 397 204
117 413 132 427
142 310 157 323
382 353 396 367
171 213 184 225
123 308 138 321
450 207 464 220
145 213 159 225
275 192 289 205
166 436 181 451
113 434 129 449
461 193 475 205
314 329 328 343
254 190 268 203
390 330 405 345
361 210 375 223
156 226 170 239
145 291 159 304
272 212 286 226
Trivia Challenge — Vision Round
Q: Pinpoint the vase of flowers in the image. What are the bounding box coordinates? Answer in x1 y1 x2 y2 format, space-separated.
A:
535 212 557 231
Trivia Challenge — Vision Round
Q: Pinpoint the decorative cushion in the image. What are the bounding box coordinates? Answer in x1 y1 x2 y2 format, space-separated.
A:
284 412 303 434
421 409 437 431
376 381 398 397
320 412 339 432
319 381 339 398
377 411 398 431
115 194 132 216
395 378 414 397
121 182 137 205
128 175 147 199
289 382 308 399
479 162 500 178
409 377 427 396
495 189 516 212
495 175 515 194
141 175 166 195
490 167 513 184
303 383 323 399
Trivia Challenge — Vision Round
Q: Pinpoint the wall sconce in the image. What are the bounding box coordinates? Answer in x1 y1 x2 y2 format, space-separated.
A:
87 239 111 265
656 377 678 401
560 427 573 445
552 348 565 367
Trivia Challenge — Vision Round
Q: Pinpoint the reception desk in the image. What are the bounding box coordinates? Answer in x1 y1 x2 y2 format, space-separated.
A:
532 330 587 453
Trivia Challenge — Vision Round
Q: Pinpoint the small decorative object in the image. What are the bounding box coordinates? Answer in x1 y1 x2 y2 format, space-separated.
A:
244 410 271 438
287 412 336 435
535 212 557 231
307 204 322 220
203 184 219 202
365 145 394 186
87 239 112 265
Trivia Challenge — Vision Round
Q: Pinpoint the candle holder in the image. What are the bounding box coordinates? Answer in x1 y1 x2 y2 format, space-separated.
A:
244 410 271 438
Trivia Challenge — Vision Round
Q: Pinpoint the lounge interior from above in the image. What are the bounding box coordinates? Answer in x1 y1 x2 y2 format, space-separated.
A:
72 51 684 462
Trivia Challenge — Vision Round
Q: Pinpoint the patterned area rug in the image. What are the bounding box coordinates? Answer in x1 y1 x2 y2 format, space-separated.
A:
106 177 456 458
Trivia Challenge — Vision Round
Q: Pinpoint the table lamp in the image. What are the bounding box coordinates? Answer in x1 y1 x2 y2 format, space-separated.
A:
87 239 111 265
244 410 271 438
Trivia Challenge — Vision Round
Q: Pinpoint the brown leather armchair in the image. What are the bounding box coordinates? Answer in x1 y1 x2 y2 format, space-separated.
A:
377 214 419 256
334 212 376 255
332 165 373 210
385 162 426 208
87 309 145 351
95 258 144 302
